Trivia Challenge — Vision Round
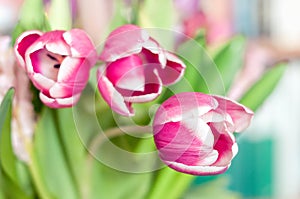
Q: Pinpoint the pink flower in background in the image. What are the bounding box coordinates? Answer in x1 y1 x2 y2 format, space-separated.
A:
175 0 233 45
97 24 186 116
174 0 200 19
153 92 253 175
0 36 34 162
14 29 97 108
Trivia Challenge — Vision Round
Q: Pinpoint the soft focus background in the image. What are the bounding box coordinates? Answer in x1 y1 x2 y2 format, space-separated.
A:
1 0 300 199
230 1 300 199
192 0 300 199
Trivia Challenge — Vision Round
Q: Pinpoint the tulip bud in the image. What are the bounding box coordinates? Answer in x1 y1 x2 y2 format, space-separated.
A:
153 92 253 175
14 29 97 108
97 24 186 116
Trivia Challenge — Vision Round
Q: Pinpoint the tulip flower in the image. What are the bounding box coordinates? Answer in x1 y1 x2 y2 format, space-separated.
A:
97 24 186 116
153 92 253 175
14 29 97 108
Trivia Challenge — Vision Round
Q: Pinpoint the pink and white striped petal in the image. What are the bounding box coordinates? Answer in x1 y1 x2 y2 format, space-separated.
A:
14 30 42 69
97 68 134 116
166 161 229 176
213 95 254 132
100 24 149 62
63 29 97 60
39 92 81 108
106 55 145 91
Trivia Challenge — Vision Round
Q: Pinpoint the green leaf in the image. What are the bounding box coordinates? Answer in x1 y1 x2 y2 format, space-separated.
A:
239 63 287 111
48 0 72 30
172 38 224 95
193 29 207 48
19 0 45 26
0 89 33 199
0 89 14 134
0 171 32 199
146 167 194 199
0 89 18 183
85 160 152 199
15 161 35 198
32 107 78 199
213 36 246 92
71 85 154 198
0 189 3 199
55 108 87 198
11 0 50 45
108 0 128 30
138 0 175 29
85 135 154 199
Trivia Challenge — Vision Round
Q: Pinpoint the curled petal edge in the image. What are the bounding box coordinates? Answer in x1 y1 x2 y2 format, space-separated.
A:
165 161 230 176
14 30 42 69
39 92 81 108
97 68 134 116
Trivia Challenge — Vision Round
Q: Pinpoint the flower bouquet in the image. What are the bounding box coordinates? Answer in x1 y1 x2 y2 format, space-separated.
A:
0 0 286 198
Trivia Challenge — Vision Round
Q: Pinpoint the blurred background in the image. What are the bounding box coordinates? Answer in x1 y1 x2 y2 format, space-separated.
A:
1 0 300 198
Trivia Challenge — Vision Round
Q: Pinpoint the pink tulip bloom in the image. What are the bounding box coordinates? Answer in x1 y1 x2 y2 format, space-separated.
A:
153 92 253 175
14 29 97 108
97 24 186 116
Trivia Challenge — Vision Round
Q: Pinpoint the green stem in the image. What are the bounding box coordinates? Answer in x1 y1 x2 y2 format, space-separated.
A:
146 168 177 199
28 146 52 199
51 109 80 198
147 168 194 199
88 125 152 155
165 173 194 199
83 125 152 198
48 0 72 30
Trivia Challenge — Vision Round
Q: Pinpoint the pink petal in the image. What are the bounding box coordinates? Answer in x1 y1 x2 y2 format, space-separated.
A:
99 24 149 62
14 30 42 68
33 30 70 56
57 57 89 84
165 161 229 176
181 118 215 146
141 47 163 67
123 92 160 103
45 41 70 56
210 124 236 167
201 110 228 123
154 119 216 166
105 55 145 91
30 73 55 92
29 49 59 81
159 51 186 85
39 92 81 108
154 92 218 125
97 67 134 116
213 95 254 132
49 82 81 99
152 92 253 176
55 94 81 107
120 69 162 103
142 39 167 66
49 57 90 98
142 49 186 85
63 29 97 63
24 41 45 74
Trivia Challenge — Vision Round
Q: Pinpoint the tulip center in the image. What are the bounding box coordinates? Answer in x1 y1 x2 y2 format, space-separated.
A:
46 53 65 69
30 49 67 81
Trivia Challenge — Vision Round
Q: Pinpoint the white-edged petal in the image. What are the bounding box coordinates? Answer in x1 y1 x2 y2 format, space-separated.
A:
30 73 55 91
164 161 229 176
97 68 134 116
